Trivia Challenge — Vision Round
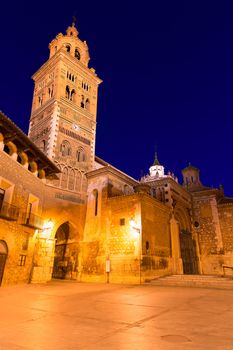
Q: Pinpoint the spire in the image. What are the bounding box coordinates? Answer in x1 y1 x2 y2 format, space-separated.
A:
153 151 160 166
149 149 164 178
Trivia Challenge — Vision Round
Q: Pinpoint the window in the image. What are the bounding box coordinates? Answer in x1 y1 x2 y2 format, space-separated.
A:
68 169 75 191
48 85 54 98
93 190 98 216
120 218 125 226
39 140 46 152
22 234 29 251
61 168 68 188
75 48 80 60
82 81 90 91
70 89 75 102
0 188 5 210
66 86 75 102
66 85 70 100
26 202 32 225
25 195 39 226
38 95 43 106
75 171 82 192
18 255 26 266
67 72 76 82
66 45 71 52
60 141 71 157
77 148 86 162
80 95 84 108
85 98 90 111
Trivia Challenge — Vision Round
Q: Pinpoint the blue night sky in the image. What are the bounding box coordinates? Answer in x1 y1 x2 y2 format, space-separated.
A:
1 1 233 194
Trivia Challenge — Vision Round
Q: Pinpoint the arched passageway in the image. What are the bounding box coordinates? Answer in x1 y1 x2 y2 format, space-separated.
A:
0 240 8 285
52 222 79 279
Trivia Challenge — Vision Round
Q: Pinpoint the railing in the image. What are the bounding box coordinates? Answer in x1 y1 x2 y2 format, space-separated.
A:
22 213 44 230
0 202 19 221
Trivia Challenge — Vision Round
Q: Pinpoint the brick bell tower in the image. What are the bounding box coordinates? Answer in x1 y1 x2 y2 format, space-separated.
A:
28 20 102 195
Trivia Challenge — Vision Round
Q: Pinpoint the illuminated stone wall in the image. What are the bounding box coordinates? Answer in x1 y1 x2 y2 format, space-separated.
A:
192 191 233 275
0 150 45 285
81 169 173 283
140 195 172 279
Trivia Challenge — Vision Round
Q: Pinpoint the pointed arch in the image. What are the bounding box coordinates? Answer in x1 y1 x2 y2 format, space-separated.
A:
68 169 75 191
75 170 82 192
61 167 68 189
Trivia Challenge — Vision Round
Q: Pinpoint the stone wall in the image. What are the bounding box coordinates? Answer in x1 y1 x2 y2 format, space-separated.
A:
0 151 46 285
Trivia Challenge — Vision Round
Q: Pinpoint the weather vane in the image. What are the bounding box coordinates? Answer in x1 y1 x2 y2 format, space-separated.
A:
72 13 77 26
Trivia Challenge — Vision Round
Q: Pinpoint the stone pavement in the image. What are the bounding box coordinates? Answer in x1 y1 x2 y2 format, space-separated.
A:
0 281 233 350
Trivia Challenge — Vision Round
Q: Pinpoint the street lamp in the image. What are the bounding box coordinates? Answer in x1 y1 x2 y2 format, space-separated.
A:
129 218 141 284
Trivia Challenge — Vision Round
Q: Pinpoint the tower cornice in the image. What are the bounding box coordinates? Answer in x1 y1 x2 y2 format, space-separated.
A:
32 51 102 85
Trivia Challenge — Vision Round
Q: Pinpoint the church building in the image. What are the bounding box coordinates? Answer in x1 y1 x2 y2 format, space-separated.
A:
1 22 233 286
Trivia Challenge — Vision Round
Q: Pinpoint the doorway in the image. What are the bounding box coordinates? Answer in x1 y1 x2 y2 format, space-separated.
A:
52 222 69 279
0 240 8 285
180 230 198 274
52 222 79 279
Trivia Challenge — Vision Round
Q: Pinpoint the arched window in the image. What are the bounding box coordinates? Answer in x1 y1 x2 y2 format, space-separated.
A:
54 163 61 187
66 85 70 99
60 140 71 157
70 89 75 102
68 169 75 191
80 95 84 108
39 140 46 152
3 144 10 154
75 171 82 192
85 98 90 110
66 45 71 52
75 48 80 60
124 185 131 195
48 85 54 98
77 148 86 162
93 189 98 216
61 168 68 188
38 95 43 106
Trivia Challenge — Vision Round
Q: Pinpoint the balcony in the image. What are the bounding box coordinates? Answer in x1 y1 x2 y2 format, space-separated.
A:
22 213 44 230
0 202 19 221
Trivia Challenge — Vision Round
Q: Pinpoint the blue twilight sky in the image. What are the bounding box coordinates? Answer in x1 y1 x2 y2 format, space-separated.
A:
0 1 233 194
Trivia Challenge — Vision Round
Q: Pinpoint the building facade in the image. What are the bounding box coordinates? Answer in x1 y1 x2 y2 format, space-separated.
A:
1 22 233 286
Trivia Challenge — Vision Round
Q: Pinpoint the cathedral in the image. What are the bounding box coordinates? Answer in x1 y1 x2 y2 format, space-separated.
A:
1 22 233 286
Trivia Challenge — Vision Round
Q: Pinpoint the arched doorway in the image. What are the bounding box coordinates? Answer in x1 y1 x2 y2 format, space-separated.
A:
179 229 198 274
0 240 8 285
52 222 79 279
175 207 199 275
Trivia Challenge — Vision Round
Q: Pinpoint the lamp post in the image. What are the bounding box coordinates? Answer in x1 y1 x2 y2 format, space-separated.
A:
129 219 141 284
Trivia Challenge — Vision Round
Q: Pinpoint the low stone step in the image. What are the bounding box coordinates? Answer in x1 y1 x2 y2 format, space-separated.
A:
149 274 233 289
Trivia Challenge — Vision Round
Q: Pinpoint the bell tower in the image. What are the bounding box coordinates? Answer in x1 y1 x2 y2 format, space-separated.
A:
28 21 102 194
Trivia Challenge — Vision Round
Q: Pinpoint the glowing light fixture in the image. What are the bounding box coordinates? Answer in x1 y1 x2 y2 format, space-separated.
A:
41 219 54 236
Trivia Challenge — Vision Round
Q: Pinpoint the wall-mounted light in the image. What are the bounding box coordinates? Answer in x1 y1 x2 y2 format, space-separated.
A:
41 219 54 237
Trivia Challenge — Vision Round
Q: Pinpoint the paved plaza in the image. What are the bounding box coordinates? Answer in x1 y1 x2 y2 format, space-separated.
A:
0 281 233 349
